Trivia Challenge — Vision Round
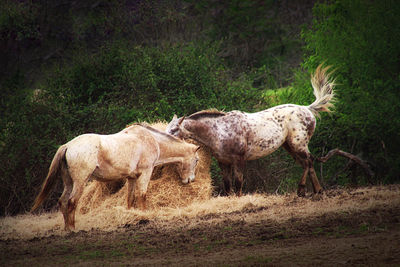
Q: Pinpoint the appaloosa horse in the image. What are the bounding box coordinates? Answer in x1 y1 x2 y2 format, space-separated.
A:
31 123 199 230
166 65 335 197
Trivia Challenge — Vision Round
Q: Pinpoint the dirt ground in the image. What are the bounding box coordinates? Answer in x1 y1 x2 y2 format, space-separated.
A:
1 185 400 266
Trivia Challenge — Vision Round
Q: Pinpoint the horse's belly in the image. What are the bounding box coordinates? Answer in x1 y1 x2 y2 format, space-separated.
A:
92 165 129 181
246 126 286 160
246 140 284 160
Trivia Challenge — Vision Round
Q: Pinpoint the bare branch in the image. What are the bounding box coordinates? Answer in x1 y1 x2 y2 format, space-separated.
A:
316 149 374 182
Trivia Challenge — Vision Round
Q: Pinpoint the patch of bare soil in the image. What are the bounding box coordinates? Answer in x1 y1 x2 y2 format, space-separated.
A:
1 185 400 266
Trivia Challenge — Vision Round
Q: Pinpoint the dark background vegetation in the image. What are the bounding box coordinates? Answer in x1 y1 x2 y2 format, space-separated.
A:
1 0 399 215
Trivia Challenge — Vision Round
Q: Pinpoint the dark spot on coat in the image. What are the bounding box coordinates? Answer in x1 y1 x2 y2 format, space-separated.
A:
307 120 316 137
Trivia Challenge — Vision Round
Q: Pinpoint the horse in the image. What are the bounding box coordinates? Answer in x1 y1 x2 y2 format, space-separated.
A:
166 65 335 197
31 123 199 230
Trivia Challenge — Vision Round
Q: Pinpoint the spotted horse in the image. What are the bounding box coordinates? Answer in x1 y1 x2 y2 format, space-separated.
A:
166 64 336 197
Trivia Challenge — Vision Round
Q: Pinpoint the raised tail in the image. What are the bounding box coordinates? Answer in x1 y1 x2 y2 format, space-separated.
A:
308 64 336 117
31 145 67 212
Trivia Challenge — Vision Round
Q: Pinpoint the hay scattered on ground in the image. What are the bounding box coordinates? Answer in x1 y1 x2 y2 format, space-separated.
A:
1 185 399 240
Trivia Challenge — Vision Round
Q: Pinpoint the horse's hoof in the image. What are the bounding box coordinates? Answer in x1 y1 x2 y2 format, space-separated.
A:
222 190 234 197
313 188 323 195
297 186 306 197
312 192 324 201
297 191 306 197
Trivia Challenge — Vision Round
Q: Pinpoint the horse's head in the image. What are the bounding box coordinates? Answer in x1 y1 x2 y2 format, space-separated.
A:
178 144 200 184
166 115 192 139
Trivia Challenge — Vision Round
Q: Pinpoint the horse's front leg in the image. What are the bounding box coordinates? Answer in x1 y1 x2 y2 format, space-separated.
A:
127 176 136 209
131 169 152 210
218 162 233 196
232 159 245 197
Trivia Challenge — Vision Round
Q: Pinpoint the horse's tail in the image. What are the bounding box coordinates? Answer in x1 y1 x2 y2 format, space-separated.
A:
308 64 336 117
31 145 67 212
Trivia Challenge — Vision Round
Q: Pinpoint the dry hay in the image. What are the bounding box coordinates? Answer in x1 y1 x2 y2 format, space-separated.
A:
1 185 400 240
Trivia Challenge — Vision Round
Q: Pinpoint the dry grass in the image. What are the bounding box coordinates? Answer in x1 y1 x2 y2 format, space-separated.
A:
1 185 399 240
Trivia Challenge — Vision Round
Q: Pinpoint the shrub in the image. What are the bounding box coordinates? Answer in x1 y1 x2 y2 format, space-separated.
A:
299 0 400 184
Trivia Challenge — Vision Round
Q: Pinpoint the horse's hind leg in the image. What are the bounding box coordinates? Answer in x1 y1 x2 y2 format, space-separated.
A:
283 142 322 196
64 168 91 230
59 162 73 229
283 143 306 196
307 155 322 194
64 179 88 230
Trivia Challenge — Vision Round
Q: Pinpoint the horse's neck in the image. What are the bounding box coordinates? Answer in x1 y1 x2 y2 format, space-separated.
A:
183 119 215 147
155 141 189 165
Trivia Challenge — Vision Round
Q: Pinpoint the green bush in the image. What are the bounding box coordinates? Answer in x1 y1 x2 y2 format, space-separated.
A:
298 0 400 184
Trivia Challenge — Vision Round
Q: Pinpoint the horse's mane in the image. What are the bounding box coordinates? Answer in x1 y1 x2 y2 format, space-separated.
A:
126 123 182 142
188 109 226 120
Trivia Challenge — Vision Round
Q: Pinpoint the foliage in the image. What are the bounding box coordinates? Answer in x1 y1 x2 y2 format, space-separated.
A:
45 42 261 120
189 0 312 85
299 0 400 183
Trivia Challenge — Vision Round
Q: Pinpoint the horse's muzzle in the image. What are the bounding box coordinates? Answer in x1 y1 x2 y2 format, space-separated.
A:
182 174 195 184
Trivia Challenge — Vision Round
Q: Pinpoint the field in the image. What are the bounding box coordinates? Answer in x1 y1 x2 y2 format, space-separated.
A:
1 184 400 266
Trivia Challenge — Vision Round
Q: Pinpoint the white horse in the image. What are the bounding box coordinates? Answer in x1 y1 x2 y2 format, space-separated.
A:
166 65 335 196
31 123 199 230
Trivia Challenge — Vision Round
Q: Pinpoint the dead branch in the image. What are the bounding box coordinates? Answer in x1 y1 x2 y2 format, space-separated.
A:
316 148 374 182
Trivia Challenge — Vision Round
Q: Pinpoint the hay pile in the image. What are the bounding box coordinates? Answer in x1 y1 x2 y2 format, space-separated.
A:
77 122 213 215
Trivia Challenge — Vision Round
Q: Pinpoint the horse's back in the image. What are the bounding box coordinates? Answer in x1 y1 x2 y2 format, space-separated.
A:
100 128 160 171
267 104 316 142
242 104 315 159
257 104 316 151
250 104 315 131
65 128 160 180
65 134 101 163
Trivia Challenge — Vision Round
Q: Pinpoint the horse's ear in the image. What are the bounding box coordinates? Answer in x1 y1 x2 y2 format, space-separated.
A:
178 116 185 125
172 114 178 120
